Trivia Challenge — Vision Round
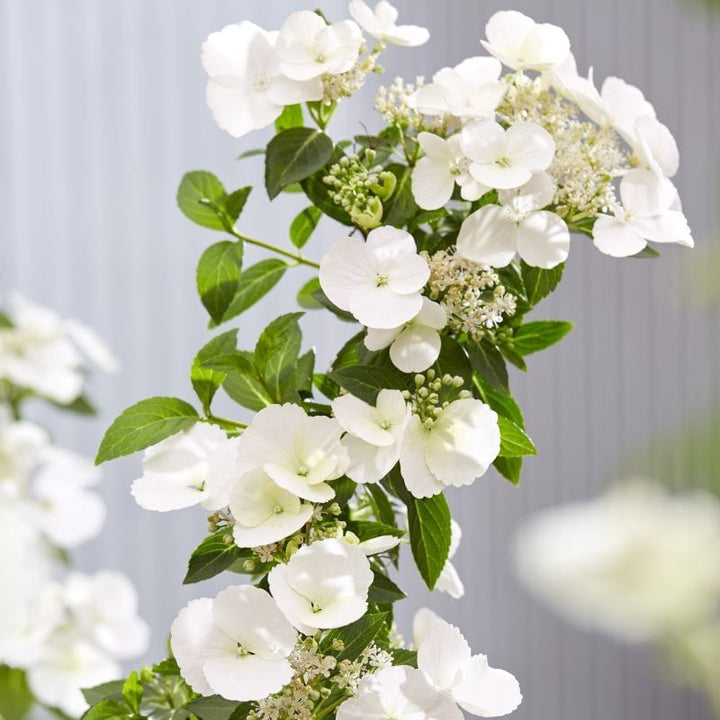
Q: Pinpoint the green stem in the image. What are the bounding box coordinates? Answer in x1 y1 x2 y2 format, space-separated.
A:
205 414 248 430
232 230 320 270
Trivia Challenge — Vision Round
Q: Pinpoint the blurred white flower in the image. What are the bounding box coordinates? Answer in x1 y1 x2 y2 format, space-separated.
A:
29 449 104 549
514 480 720 642
268 538 373 634
411 132 489 210
131 423 235 512
230 469 314 548
411 57 504 118
319 227 430 329
399 398 500 499
461 120 556 191
481 10 570 71
336 664 463 720
333 389 410 484
365 298 447 373
416 612 522 717
235 404 349 503
0 410 48 485
457 172 570 269
348 1 429 46
171 585 296 701
276 11 363 81
592 169 693 257
202 22 323 139
0 294 118 404
436 519 465 599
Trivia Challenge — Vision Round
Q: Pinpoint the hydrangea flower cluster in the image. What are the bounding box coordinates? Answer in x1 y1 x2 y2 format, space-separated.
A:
0 294 148 718
84 4 693 720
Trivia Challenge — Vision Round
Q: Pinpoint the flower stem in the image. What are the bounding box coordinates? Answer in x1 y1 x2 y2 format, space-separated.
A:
232 230 321 269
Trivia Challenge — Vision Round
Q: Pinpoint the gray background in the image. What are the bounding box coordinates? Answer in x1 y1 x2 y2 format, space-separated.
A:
1 0 718 718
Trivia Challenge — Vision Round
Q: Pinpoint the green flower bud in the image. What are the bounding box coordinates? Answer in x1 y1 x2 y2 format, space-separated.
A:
369 170 397 201
350 196 383 231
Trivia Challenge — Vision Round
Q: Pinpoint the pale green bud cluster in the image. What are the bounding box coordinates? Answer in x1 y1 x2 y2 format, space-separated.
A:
402 369 471 426
323 150 397 230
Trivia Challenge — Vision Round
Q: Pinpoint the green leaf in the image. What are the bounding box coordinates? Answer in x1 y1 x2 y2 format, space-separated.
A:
265 128 333 199
122 671 143 714
184 530 245 584
391 474 452 590
494 456 523 485
0 311 13 328
475 379 525 428
368 570 407 603
521 261 564 308
352 520 404 541
290 206 322 249
512 320 573 356
275 104 304 132
223 370 274 412
82 700 132 720
185 696 252 720
96 397 199 464
329 365 407 405
434 336 472 386
322 613 390 662
467 340 509 393
500 344 527 371
255 313 304 402
177 171 226 230
392 649 418 667
382 164 418 227
196 241 244 325
49 393 97 416
222 259 287 321
498 416 536 457
294 349 316 396
223 186 252 224
297 277 325 309
0 666 34 720
82 680 125 705
632 245 661 259
311 288 357 322
365 484 397 527
191 329 239 411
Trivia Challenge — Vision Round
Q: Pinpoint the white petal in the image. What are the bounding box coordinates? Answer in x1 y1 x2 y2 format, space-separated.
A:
267 564 318 635
233 506 313 547
390 325 442 373
203 436 242 511
516 211 570 269
41 489 105 548
506 122 555 172
461 120 506 163
333 393 396 447
592 215 647 257
470 163 532 191
416 297 448 329
265 464 336 503
456 205 519 268
319 237 375 311
417 618 472 692
634 116 679 178
203 654 293 702
499 171 556 211
619 169 675 216
413 607 443 647
357 534 402 555
631 211 694 248
399 416 445 498
435 560 465 599
348 285 423 329
364 326 401 351
412 156 456 210
131 472 207 512
64 319 119 373
412 83 452 115
366 227 429 294
481 11 535 68
454 655 523 718
343 434 400 484
601 76 656 142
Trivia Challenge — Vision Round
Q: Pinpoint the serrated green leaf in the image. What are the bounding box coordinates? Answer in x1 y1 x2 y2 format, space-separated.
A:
392 649 418 667
255 313 304 402
321 613 390 662
500 344 527 371
185 696 253 720
82 700 132 720
122 671 143 713
467 340 509 393
494 456 523 485
82 680 125 705
191 329 238 412
222 259 287 321
294 349 316 396
266 128 333 199
223 186 252 224
184 530 246 584
498 416 536 457
382 163 418 227
96 397 199 464
177 171 226 230
521 261 564 308
223 371 274 412
290 206 322 249
275 104 304 132
475 378 525 428
368 570 407 603
329 365 407 405
297 277 324 309
196 241 244 325
512 320 573 356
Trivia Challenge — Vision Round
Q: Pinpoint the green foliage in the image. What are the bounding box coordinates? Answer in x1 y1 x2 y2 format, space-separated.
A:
122 672 143 714
494 456 523 485
497 416 537 457
255 313 304 402
82 681 125 705
521 261 564 308
196 241 244 326
96 397 199 464
185 696 252 720
290 206 322 249
0 666 34 720
512 320 573 356
382 164 418 227
275 104 304 132
329 364 408 405
177 172 251 232
467 339 509 393
192 329 240 412
265 128 333 199
184 529 248 584
368 570 407 603
222 259 288 322
321 612 390 662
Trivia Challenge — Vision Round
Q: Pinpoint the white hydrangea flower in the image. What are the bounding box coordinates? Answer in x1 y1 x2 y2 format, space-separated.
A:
336 664 463 720
27 637 120 717
412 132 489 210
365 298 447 373
356 534 402 555
0 410 49 485
348 1 429 46
202 22 323 139
514 480 720 642
131 423 235 512
481 10 570 71
276 11 363 81
399 398 501 499
32 448 105 549
411 57 504 118
268 538 373 634
416 613 522 717
0 294 118 404
461 120 556 191
457 172 570 269
229 469 314 548
592 169 693 258
333 389 410 484
172 585 296 701
435 519 465 599
235 404 349 503
319 227 430 329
